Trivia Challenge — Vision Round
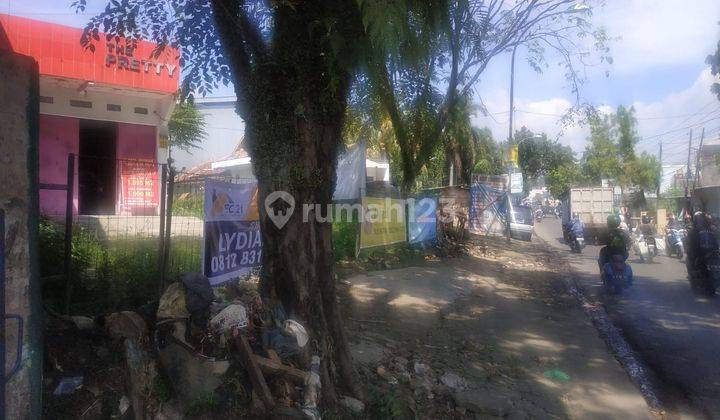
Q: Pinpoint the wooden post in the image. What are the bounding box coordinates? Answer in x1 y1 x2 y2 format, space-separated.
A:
235 334 274 410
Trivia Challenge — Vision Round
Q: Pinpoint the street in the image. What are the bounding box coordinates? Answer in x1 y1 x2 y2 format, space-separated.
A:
535 218 720 419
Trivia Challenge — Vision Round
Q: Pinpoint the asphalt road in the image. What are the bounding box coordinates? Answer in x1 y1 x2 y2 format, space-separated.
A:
534 218 720 419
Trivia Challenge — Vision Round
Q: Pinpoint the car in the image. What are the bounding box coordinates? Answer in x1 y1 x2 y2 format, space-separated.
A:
509 205 534 241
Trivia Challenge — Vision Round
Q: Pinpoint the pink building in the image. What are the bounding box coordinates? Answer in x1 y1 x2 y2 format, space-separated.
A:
1 14 179 216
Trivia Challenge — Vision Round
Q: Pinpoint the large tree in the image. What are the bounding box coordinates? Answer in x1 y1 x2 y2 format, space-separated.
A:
514 127 575 192
582 107 660 191
365 0 612 189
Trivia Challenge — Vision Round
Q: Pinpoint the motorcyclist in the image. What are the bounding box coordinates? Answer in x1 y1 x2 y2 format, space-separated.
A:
569 213 584 241
686 211 720 277
638 215 655 237
667 213 683 230
602 253 634 292
598 214 630 271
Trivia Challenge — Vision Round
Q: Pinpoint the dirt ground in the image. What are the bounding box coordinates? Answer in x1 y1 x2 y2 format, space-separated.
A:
340 235 652 419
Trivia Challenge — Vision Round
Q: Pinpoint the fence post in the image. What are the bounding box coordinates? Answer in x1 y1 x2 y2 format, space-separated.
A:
157 164 168 297
159 166 175 293
63 154 75 315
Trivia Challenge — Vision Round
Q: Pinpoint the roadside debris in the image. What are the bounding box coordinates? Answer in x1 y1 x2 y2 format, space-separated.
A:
45 272 343 418
52 376 83 396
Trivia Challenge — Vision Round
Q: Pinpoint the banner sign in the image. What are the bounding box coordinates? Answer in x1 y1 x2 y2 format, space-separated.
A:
333 142 366 201
409 197 437 244
360 197 407 249
120 160 158 212
469 175 508 235
203 180 261 285
509 172 523 194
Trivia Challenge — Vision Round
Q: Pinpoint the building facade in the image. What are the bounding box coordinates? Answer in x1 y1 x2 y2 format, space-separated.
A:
1 14 178 217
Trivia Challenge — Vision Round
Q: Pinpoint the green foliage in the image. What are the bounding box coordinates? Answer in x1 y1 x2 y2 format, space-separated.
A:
582 106 660 191
172 194 204 218
707 26 720 101
514 127 576 192
547 162 586 198
472 127 504 176
168 100 207 154
39 217 200 315
332 207 359 261
186 392 218 416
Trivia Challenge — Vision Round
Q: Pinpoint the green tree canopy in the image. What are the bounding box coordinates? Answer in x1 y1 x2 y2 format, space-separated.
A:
167 100 207 155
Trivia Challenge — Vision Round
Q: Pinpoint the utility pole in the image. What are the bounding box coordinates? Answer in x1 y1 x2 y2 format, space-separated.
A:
508 45 517 144
505 45 518 243
685 130 693 213
692 127 705 191
656 140 662 210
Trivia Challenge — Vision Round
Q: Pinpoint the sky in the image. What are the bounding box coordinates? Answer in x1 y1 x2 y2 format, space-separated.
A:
3 0 720 169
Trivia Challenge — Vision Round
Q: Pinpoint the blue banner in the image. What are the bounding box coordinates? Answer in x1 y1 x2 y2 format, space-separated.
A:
409 197 437 244
203 220 262 285
203 180 262 285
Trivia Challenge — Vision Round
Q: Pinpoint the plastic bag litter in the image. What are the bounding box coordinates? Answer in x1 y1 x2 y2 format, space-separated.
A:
543 369 571 382
53 376 83 395
210 304 249 334
157 282 189 319
284 320 309 348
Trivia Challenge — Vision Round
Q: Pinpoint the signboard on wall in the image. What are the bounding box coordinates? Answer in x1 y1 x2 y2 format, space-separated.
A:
408 197 437 244
469 175 508 235
360 197 407 249
510 172 523 194
120 160 158 213
203 180 262 285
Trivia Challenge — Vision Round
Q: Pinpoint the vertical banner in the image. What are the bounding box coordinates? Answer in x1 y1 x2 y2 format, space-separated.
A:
469 175 508 235
119 159 159 214
409 197 437 244
360 197 407 249
203 180 262 285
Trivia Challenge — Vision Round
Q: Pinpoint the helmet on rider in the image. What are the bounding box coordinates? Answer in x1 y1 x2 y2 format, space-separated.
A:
572 212 579 220
607 214 621 229
642 215 651 224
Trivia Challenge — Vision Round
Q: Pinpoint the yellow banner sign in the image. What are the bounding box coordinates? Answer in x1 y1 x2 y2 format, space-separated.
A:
360 197 407 249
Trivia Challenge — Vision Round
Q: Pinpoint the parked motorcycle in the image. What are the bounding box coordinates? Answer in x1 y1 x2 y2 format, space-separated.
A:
688 250 720 296
666 228 686 259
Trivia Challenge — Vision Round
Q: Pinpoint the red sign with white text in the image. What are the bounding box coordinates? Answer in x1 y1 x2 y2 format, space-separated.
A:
0 14 179 94
120 160 159 211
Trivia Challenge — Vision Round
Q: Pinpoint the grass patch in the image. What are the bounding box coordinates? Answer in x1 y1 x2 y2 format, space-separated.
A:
40 217 201 315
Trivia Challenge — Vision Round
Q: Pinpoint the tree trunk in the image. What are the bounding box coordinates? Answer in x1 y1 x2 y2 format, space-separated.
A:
210 0 363 405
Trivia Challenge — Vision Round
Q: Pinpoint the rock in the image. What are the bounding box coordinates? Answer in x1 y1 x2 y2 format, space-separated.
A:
106 311 147 341
71 316 95 330
157 282 190 319
440 371 468 391
340 396 365 414
376 366 398 385
453 389 513 417
350 341 385 366
413 362 430 376
118 395 130 416
124 339 158 420
158 340 230 401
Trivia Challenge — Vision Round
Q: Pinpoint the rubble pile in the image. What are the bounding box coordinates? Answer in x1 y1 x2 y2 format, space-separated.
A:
44 273 346 419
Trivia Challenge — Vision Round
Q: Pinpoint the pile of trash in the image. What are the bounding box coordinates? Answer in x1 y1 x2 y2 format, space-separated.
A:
44 273 329 419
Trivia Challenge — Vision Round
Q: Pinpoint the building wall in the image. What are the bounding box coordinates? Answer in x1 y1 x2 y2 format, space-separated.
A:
38 116 158 216
39 114 79 217
0 49 42 420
